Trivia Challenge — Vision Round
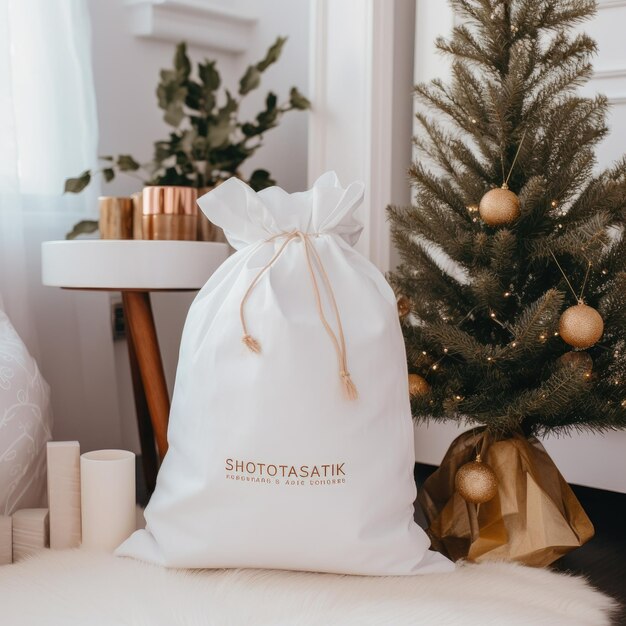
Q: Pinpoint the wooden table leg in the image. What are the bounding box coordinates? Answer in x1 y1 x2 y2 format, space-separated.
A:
126 326 158 495
122 291 170 466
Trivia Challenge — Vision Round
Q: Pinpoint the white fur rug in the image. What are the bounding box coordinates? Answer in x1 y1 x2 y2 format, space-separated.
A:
0 549 617 626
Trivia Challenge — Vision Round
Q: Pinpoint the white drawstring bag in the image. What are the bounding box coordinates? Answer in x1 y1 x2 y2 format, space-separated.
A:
117 172 453 575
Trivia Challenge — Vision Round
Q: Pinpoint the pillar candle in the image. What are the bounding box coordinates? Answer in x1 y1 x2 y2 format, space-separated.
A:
0 516 11 565
80 450 135 551
47 441 81 549
12 509 49 561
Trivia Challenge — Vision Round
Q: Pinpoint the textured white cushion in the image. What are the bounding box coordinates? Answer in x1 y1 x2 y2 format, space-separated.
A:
0 307 52 515
0 549 616 625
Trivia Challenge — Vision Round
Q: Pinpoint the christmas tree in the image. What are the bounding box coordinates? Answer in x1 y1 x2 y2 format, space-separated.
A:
389 0 626 439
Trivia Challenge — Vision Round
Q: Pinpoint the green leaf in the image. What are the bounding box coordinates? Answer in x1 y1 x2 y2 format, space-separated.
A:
155 166 192 186
241 122 258 137
174 42 191 79
266 92 277 111
102 168 115 183
153 140 174 163
218 90 238 118
179 128 197 154
164 104 185 127
248 91 279 134
208 117 233 148
159 68 177 83
239 66 261 95
256 36 287 72
64 170 91 193
156 66 187 125
99 155 114 161
185 81 203 110
289 86 311 110
117 155 140 171
191 135 208 159
66 219 99 240
256 107 278 131
209 141 254 175
204 91 237 148
176 151 195 174
248 169 275 191
199 60 220 91
157 71 186 108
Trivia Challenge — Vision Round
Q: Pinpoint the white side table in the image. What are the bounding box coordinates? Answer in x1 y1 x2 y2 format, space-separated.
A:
42 240 229 493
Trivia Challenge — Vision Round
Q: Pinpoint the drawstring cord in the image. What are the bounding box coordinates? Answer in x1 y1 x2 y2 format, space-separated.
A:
239 230 358 400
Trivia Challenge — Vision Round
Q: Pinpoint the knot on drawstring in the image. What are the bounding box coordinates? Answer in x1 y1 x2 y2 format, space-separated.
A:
242 334 261 353
340 371 358 401
239 230 358 401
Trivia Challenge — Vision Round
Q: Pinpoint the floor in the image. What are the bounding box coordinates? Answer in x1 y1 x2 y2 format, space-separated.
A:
415 463 626 624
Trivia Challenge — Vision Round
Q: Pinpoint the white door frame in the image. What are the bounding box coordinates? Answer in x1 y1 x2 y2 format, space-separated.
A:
307 0 415 272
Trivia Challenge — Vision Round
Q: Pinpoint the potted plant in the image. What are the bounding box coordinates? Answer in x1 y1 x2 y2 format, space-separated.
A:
65 37 310 240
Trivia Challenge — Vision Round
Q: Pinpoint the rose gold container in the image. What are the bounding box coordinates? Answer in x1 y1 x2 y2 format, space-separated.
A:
197 185 228 243
99 196 134 239
142 186 198 241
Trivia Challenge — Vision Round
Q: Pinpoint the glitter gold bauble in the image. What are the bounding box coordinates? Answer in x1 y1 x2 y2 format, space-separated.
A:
455 455 498 504
559 303 604 349
479 186 520 226
408 374 430 397
397 295 411 319
557 350 593 379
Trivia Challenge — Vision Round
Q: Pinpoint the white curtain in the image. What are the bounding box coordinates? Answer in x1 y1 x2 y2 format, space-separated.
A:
0 0 99 355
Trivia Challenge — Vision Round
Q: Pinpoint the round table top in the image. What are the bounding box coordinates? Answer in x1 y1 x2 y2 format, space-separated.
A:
42 240 230 291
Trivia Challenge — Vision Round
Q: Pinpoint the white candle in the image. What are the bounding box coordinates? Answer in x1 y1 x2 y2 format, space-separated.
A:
80 450 135 551
12 509 49 561
47 441 81 549
0 516 11 564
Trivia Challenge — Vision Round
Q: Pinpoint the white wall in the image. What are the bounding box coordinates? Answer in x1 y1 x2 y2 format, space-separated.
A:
42 0 310 454
411 0 626 493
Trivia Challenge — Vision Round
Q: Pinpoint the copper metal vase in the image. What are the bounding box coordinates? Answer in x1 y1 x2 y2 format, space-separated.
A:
142 186 198 240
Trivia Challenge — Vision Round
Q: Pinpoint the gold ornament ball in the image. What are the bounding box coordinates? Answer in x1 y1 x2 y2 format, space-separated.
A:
479 187 521 226
455 456 498 504
559 303 604 349
408 374 431 397
397 295 411 319
558 350 593 379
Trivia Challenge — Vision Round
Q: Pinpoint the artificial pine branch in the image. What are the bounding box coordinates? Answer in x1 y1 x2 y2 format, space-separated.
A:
390 0 626 437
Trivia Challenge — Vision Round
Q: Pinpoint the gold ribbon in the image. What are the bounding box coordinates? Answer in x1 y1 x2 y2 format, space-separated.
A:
239 230 358 400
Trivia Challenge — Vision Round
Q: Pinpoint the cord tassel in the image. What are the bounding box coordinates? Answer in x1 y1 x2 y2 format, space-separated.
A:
341 371 358 400
242 334 261 353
